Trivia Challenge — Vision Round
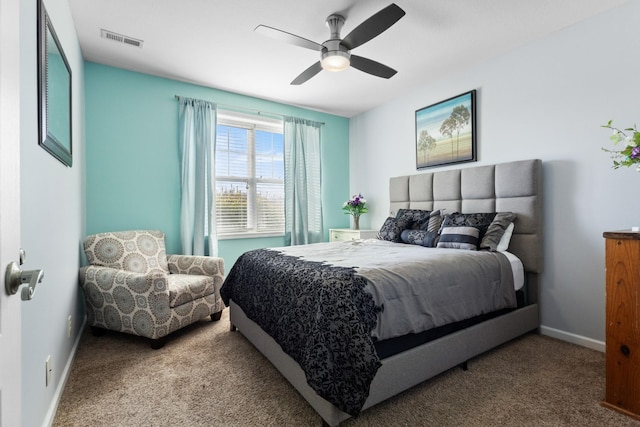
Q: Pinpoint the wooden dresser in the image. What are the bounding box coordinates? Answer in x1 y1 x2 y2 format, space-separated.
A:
602 230 640 420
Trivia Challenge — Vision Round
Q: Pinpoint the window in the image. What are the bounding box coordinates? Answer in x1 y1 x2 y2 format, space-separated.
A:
215 111 284 237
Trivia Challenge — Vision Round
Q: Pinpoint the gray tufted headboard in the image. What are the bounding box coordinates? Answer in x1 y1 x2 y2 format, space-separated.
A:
389 159 543 279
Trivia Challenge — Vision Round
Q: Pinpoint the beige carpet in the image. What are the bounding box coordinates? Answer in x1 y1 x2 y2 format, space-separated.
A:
53 310 639 426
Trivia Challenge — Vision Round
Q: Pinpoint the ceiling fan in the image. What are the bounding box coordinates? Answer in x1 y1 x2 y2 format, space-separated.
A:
255 3 406 85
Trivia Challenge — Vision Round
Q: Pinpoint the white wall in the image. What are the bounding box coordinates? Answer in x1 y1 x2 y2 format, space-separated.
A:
20 0 85 425
349 1 639 349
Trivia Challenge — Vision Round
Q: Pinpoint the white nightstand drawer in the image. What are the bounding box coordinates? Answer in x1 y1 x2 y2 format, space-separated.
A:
330 228 378 242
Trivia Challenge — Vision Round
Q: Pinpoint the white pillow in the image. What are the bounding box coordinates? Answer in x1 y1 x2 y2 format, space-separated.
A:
496 222 515 252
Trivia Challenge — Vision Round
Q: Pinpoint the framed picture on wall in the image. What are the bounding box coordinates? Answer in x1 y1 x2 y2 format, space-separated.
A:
415 90 476 169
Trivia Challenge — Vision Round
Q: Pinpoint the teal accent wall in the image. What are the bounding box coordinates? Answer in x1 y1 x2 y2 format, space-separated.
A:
85 62 350 268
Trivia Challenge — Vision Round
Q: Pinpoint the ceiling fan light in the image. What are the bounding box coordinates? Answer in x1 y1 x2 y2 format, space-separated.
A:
321 51 350 72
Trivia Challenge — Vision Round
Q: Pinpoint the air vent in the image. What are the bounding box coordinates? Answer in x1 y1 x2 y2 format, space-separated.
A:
100 29 143 48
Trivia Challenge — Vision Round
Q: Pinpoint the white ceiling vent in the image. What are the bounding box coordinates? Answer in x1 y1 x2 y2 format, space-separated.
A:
100 29 143 48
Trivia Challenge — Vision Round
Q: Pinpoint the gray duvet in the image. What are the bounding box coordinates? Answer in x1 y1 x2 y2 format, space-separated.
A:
279 239 517 341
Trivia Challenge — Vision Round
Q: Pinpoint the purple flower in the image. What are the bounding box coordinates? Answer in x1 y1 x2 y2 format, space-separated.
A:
631 146 640 159
342 193 368 216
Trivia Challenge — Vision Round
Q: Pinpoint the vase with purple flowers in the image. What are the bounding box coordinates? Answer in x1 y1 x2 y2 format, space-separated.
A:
342 193 368 230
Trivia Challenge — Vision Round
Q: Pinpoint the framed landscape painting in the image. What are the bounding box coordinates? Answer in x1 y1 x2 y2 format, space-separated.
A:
415 90 476 169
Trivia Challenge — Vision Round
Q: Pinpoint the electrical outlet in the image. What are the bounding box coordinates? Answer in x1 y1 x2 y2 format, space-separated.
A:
67 315 72 338
45 356 51 387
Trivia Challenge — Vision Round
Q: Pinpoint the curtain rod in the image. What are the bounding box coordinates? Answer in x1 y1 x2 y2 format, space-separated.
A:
174 95 325 125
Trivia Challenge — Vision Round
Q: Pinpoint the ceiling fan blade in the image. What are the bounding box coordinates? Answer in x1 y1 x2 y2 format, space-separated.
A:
341 3 405 50
255 25 323 51
349 55 397 79
291 61 323 85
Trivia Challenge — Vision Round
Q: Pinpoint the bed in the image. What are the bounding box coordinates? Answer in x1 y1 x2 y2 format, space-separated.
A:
221 158 542 426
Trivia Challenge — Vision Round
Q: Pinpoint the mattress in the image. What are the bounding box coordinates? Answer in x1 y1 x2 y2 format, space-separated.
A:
501 250 524 291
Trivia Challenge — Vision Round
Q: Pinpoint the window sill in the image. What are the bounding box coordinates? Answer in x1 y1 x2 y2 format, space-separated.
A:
218 232 285 240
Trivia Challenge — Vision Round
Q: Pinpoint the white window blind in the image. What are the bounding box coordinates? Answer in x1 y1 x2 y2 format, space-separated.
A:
215 111 284 237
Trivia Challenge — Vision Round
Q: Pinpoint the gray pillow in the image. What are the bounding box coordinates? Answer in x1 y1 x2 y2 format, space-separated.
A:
480 212 517 251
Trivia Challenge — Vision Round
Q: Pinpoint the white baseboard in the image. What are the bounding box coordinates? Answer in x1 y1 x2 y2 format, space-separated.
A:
540 325 605 352
43 315 87 427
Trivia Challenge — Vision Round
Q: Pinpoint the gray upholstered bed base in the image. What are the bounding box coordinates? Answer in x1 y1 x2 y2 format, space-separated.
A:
229 159 543 426
230 301 538 426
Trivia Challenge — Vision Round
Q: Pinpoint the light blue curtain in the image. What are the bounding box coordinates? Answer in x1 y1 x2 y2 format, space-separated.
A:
284 117 323 246
177 97 217 256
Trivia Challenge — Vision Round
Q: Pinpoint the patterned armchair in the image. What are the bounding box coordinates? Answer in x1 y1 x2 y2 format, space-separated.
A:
79 230 225 349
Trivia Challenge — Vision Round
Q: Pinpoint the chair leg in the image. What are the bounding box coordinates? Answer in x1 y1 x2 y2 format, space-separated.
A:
210 310 223 321
91 326 106 337
150 337 166 350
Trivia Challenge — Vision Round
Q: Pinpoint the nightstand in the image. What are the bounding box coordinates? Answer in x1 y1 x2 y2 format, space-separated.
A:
329 228 378 242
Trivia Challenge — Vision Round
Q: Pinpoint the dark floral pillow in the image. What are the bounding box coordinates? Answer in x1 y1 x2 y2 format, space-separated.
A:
396 209 431 230
377 217 406 242
439 212 497 241
400 229 439 247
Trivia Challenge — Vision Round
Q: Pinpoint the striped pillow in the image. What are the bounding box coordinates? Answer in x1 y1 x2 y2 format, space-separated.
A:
437 226 480 250
425 209 443 233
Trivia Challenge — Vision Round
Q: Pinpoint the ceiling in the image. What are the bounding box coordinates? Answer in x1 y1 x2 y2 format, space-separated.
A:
68 0 626 118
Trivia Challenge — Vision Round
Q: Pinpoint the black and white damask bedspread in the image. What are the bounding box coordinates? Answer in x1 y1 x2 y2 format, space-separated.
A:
220 249 382 416
220 239 517 416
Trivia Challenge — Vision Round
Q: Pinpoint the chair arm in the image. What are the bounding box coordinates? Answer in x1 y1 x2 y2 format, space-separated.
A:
167 254 224 277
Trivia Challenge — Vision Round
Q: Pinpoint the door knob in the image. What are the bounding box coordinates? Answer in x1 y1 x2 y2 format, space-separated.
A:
5 250 44 300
